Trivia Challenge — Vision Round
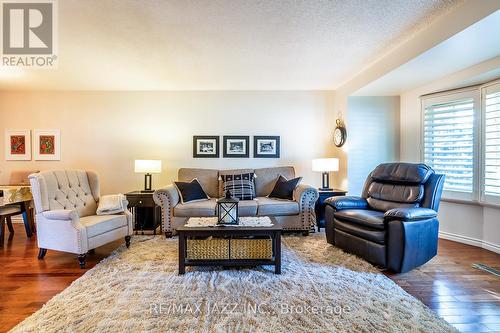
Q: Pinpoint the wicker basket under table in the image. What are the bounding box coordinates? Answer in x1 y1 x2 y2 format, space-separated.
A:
186 237 272 260
177 222 282 274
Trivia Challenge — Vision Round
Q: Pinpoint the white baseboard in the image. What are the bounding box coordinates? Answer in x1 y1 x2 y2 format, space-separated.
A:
439 231 500 254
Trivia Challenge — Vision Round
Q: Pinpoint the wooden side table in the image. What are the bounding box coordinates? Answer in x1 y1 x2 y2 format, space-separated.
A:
315 189 347 231
125 191 161 235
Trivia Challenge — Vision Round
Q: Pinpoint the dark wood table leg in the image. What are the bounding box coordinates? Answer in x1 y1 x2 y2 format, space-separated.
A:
20 202 33 238
178 232 186 275
0 216 5 247
274 231 281 274
6 216 14 233
29 207 36 234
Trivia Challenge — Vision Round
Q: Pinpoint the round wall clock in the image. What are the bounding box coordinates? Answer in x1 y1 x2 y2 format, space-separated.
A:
334 119 347 147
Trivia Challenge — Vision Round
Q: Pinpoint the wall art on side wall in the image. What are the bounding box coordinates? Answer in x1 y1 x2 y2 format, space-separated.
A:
193 136 220 158
223 136 249 158
33 129 61 161
4 130 31 161
254 136 280 158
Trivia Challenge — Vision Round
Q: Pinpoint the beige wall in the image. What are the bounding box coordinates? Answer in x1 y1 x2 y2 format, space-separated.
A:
0 91 336 194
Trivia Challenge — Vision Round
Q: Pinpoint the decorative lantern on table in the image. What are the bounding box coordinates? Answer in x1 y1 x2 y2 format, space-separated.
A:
217 190 239 225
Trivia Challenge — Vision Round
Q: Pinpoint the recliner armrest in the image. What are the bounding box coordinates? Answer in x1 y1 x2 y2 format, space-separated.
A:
384 207 437 221
325 196 368 210
42 209 79 221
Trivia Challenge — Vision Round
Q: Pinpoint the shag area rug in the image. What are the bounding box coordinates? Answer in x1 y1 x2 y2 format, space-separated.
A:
11 233 456 333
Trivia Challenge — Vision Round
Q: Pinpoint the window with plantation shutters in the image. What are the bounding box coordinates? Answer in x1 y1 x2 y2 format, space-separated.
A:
423 93 477 200
483 83 500 202
422 81 500 204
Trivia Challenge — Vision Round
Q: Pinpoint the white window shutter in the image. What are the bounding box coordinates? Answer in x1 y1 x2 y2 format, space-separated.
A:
422 93 477 200
483 83 500 202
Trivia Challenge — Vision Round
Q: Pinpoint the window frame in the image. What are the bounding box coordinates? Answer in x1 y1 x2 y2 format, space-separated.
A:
420 88 481 202
480 80 500 205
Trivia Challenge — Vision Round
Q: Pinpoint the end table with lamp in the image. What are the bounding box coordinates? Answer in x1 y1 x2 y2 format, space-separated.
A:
134 159 162 192
127 160 162 234
312 158 347 231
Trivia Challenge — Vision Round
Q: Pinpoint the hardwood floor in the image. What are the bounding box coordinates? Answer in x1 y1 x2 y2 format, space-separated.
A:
384 240 500 333
1 223 499 333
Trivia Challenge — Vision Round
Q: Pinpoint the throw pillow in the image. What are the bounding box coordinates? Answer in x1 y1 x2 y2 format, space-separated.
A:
220 173 255 200
174 179 209 204
269 175 302 200
97 194 126 215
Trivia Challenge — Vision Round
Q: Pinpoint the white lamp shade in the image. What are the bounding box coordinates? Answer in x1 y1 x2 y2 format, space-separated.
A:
312 158 339 172
134 160 162 174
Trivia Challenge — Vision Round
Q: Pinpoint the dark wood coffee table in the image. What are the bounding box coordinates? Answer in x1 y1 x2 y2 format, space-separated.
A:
177 222 282 274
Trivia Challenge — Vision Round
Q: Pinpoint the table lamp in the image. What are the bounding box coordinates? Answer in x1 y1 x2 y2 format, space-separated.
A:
312 158 339 191
134 160 162 192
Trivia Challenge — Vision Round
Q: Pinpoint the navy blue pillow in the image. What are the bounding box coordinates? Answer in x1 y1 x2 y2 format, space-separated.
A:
269 175 302 200
174 179 209 203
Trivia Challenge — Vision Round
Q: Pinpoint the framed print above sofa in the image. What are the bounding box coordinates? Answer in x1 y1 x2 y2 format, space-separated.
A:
223 136 249 158
254 136 280 158
193 136 220 158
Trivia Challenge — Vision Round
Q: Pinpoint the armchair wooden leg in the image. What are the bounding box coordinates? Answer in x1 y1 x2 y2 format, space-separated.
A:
165 232 172 238
78 254 86 269
125 236 131 248
302 230 310 236
38 248 47 259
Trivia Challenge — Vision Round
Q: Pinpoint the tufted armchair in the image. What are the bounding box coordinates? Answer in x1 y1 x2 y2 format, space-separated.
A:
29 170 133 268
325 163 445 273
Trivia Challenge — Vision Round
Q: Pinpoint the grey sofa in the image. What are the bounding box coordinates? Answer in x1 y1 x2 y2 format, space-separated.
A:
153 166 319 236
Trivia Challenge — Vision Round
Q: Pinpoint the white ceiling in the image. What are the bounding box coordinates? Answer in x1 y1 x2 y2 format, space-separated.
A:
0 0 461 91
355 9 500 96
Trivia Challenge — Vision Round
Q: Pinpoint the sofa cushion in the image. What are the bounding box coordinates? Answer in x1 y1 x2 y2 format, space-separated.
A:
334 209 385 230
218 169 255 197
256 197 299 216
178 168 219 198
174 198 217 217
238 200 258 216
335 220 386 244
220 172 255 200
80 214 128 238
254 167 295 197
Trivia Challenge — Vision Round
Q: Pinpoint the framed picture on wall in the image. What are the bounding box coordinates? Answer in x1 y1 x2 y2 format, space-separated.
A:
4 130 31 161
253 136 280 158
193 136 220 158
33 129 61 161
223 136 249 158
